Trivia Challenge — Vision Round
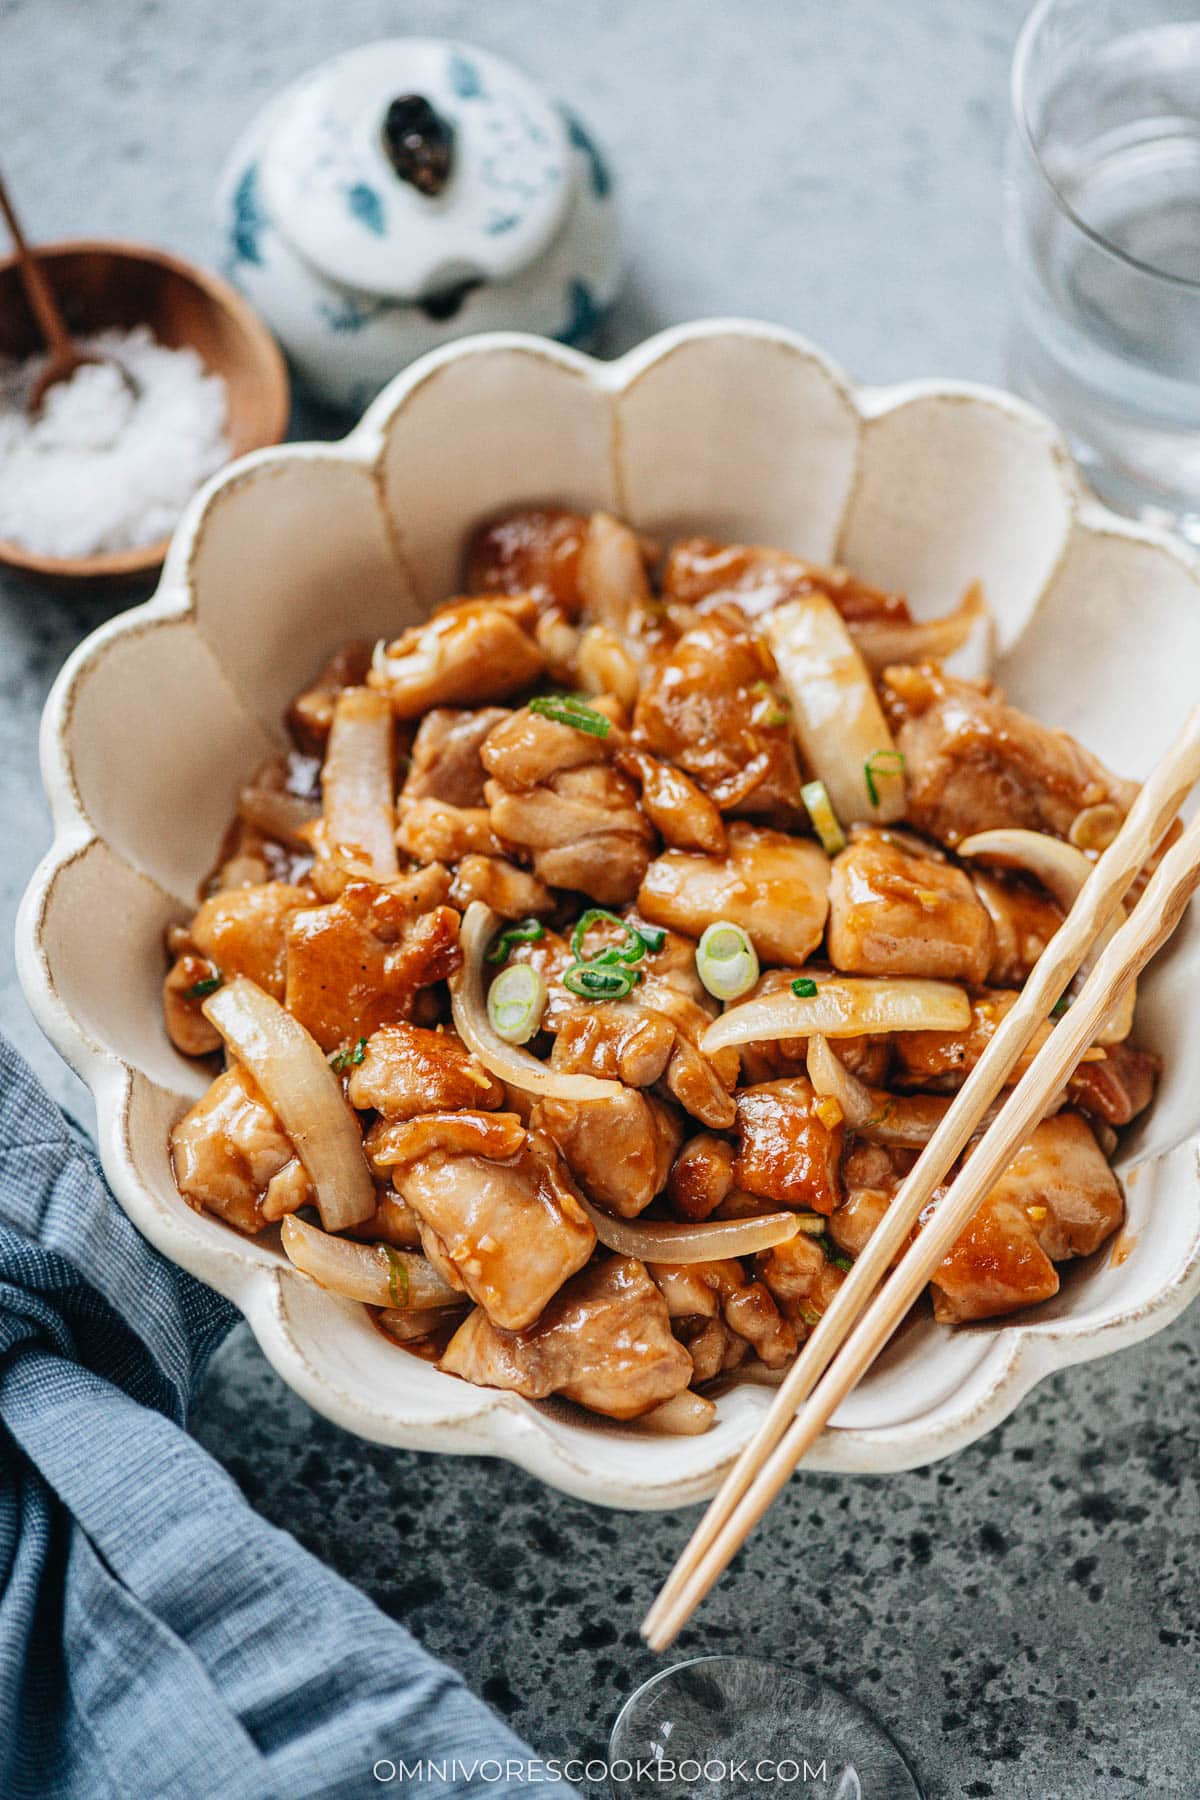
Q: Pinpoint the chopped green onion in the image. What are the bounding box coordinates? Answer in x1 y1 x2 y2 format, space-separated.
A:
487 962 548 1044
184 969 223 1000
485 917 546 964
801 779 847 856
816 1234 854 1273
798 1301 823 1328
791 976 818 998
1050 995 1071 1019
385 1246 410 1309
750 679 791 728
330 1035 368 1072
696 921 760 1002
562 962 639 1000
528 694 611 738
570 908 660 966
864 748 906 807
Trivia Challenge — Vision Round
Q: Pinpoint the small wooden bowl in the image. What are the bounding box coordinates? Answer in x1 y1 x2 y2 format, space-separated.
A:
0 240 290 586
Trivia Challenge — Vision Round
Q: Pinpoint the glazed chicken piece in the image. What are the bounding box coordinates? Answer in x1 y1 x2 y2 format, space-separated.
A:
970 868 1064 986
882 664 1139 848
639 822 830 966
629 932 741 1129
170 1064 312 1235
649 1259 798 1369
287 641 373 752
381 1114 595 1331
892 988 1051 1093
402 706 510 807
162 952 223 1057
662 537 911 626
369 597 545 717
346 1021 504 1120
345 1189 423 1249
468 507 590 614
632 608 805 820
449 854 555 919
617 749 727 855
666 1132 737 1221
285 880 460 1051
541 1002 677 1086
439 1254 693 1419
928 1185 1060 1324
986 1112 1123 1264
734 1077 844 1214
756 1232 840 1321
185 881 315 1001
395 797 500 864
483 704 653 906
1067 1040 1160 1128
679 1316 749 1383
827 828 995 984
575 511 657 640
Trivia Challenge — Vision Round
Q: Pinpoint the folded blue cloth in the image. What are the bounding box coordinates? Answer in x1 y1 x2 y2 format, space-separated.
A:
0 1036 576 1798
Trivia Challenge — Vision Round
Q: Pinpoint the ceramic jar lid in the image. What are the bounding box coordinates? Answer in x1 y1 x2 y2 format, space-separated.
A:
259 38 573 300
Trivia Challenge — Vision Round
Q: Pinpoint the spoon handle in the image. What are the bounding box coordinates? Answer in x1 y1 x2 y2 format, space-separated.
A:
0 172 76 364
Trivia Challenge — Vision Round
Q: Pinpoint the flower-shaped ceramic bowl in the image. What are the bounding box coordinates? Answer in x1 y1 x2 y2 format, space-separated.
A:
17 321 1200 1509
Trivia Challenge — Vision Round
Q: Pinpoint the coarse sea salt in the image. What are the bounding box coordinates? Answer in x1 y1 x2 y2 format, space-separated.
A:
0 324 230 558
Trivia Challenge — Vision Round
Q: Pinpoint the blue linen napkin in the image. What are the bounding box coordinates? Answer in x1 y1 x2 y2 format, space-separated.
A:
0 1035 577 1799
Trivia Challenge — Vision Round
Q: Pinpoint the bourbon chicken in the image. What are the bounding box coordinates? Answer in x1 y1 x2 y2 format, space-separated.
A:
164 504 1160 1434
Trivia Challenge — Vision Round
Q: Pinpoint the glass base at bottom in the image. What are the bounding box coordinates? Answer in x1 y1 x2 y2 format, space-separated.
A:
608 1656 923 1799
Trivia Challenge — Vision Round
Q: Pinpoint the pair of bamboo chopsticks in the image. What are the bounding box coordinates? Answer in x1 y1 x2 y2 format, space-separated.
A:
643 705 1200 1651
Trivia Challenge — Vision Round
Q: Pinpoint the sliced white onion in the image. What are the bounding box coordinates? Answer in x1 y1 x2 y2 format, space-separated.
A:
576 1191 799 1261
281 1214 459 1308
321 686 398 880
849 580 989 672
703 976 972 1055
957 828 1134 1043
801 780 846 856
238 785 320 848
762 595 905 825
630 1390 717 1435
806 1033 875 1129
378 1304 469 1343
203 977 375 1230
451 902 624 1102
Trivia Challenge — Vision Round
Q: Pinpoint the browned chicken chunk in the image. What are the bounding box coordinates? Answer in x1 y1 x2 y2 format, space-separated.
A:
449 854 556 919
617 748 727 855
287 641 373 751
827 828 994 984
385 1116 595 1331
370 597 545 717
882 664 1139 848
971 869 1064 986
170 1065 312 1235
486 759 653 906
189 881 315 1001
666 1132 737 1221
1067 1040 1159 1127
347 1022 504 1119
439 1254 693 1419
402 706 510 807
649 1259 798 1368
639 822 830 966
162 952 223 1056
663 537 911 626
468 507 590 614
633 609 805 819
734 1077 844 1214
285 882 460 1050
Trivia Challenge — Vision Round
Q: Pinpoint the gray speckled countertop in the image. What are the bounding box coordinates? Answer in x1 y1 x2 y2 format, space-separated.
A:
3 4 1197 1796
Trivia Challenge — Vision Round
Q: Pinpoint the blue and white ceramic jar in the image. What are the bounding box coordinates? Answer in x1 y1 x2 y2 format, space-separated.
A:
217 38 622 413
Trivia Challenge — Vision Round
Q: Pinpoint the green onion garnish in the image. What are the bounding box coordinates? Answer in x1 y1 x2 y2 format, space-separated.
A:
791 976 818 998
385 1247 410 1309
864 748 906 807
1050 995 1071 1019
801 779 847 856
184 969 223 1000
570 907 661 967
562 962 639 1000
817 1235 853 1273
695 920 759 1002
528 694 611 738
485 917 546 964
487 962 548 1043
330 1036 368 1072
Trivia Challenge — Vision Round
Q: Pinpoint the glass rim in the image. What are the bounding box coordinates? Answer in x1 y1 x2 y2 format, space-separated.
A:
1011 0 1200 294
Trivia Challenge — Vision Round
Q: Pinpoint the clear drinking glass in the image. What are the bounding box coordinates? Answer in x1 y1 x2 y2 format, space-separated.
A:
1006 0 1200 540
608 1657 923 1799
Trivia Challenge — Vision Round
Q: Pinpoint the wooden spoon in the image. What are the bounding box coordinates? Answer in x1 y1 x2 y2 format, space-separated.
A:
0 173 136 414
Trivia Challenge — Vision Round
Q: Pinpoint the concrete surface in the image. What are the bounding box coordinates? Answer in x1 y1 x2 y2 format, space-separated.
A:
2 3 1195 1795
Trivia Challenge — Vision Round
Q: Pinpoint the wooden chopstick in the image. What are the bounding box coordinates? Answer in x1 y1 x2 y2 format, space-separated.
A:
643 705 1200 1647
647 806 1200 1647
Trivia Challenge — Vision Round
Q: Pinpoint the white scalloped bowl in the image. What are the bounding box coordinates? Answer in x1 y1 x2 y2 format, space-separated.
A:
16 322 1200 1509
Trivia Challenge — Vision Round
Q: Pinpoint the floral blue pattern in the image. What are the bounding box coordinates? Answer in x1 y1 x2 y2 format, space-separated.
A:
346 181 386 236
448 50 484 100
229 163 269 266
562 111 611 200
556 278 605 348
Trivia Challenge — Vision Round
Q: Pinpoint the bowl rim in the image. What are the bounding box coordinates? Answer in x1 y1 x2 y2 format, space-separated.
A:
0 237 290 582
15 317 1200 1506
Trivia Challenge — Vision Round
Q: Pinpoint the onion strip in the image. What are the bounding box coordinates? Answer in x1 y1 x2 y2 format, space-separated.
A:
763 595 905 826
238 785 320 848
451 902 624 1102
703 976 972 1055
576 1191 799 1261
203 977 375 1230
958 829 1134 1043
806 1033 875 1129
849 580 989 672
281 1214 459 1308
630 1391 717 1435
321 686 398 880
